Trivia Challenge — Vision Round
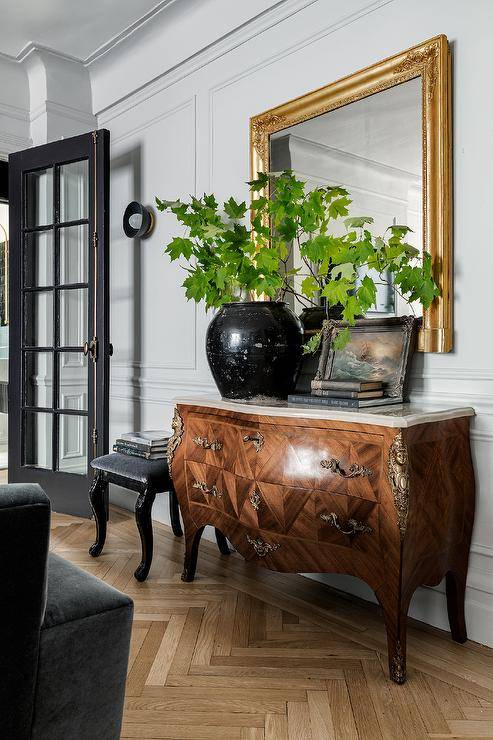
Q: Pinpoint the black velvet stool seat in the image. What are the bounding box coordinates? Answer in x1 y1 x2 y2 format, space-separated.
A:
88 452 229 581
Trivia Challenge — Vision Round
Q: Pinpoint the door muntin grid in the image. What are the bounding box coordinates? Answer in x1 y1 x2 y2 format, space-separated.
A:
22 159 90 474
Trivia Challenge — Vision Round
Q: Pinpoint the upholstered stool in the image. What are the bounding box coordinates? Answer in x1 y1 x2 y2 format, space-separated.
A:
88 453 229 581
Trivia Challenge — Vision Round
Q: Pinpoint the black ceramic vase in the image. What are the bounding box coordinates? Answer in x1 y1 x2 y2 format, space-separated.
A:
206 301 303 404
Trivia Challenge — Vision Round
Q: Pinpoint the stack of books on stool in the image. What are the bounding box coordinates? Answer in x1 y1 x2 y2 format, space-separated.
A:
288 379 401 408
113 431 170 460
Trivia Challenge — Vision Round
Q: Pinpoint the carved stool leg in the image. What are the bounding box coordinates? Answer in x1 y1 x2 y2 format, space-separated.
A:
168 480 183 537
88 472 108 557
446 568 468 643
134 486 157 582
215 528 230 555
182 526 205 582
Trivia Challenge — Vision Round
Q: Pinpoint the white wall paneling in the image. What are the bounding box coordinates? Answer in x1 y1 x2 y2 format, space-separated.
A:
93 0 493 647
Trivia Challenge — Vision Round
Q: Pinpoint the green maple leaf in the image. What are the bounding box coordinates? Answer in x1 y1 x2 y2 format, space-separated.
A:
301 276 319 298
357 275 377 311
155 197 181 212
203 193 218 209
247 172 269 191
215 266 229 290
302 331 322 355
202 223 223 239
328 196 351 219
333 327 351 350
344 216 374 229
330 262 355 281
250 196 267 211
224 197 247 220
255 248 279 272
321 278 353 306
165 237 194 260
342 295 360 324
389 225 413 239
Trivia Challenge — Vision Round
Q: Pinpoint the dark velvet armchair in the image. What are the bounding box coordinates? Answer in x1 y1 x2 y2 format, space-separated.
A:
0 483 133 739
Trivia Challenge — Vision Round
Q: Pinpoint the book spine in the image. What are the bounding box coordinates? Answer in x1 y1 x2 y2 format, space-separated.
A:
113 445 152 459
288 395 359 408
311 389 360 399
311 380 381 391
116 439 167 452
312 390 383 399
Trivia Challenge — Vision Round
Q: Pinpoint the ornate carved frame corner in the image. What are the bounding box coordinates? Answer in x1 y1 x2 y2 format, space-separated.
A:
250 35 452 353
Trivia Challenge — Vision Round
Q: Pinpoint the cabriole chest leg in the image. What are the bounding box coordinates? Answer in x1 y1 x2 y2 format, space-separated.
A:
182 526 205 582
446 563 469 643
377 584 409 684
168 480 183 537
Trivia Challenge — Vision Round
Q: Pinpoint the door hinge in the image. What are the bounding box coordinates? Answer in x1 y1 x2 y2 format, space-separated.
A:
93 232 98 249
92 428 98 445
83 337 98 362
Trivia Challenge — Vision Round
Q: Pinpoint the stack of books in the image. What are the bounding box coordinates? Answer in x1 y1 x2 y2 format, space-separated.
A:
289 379 402 408
113 430 171 460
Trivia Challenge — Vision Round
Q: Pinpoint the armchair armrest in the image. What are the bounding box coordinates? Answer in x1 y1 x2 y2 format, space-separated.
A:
0 483 51 739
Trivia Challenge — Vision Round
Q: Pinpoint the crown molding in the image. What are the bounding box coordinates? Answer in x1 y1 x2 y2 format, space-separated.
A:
85 0 179 65
29 100 96 126
16 41 82 65
0 131 32 157
97 0 394 122
0 0 191 67
0 102 29 123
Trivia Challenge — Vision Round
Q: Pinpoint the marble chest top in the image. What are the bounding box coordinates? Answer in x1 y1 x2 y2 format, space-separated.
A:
174 395 475 429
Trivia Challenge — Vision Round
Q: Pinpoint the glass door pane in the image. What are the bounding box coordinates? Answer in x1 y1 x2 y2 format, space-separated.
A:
26 169 53 228
59 352 88 411
24 411 52 468
60 160 88 222
60 224 88 284
59 288 88 347
21 158 90 475
58 414 87 474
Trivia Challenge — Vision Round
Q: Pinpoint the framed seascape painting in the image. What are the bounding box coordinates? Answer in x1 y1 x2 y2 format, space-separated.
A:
314 316 419 401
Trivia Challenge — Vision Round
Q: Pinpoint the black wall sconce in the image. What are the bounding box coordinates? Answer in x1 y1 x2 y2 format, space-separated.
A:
123 201 154 238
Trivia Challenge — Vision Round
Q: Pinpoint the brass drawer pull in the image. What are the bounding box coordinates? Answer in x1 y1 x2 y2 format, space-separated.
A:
249 490 261 511
243 432 264 452
321 458 373 478
246 534 280 558
192 435 222 451
192 481 223 498
320 512 372 537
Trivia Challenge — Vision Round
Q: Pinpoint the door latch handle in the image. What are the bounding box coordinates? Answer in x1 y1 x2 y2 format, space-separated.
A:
83 338 98 361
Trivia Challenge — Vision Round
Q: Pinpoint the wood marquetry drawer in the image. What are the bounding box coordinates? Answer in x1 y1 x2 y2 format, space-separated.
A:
185 413 261 479
185 412 384 501
185 459 379 554
255 423 383 500
225 523 382 580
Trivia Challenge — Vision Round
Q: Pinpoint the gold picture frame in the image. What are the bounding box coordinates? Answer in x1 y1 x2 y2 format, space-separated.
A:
250 35 452 352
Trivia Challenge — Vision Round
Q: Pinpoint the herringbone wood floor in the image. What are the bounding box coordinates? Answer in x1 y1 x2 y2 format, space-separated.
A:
50 506 493 740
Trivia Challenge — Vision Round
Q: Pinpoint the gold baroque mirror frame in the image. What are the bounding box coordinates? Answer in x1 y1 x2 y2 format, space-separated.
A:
250 35 452 352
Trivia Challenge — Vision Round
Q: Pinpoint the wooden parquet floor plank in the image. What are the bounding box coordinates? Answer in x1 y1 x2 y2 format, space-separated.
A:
52 506 493 739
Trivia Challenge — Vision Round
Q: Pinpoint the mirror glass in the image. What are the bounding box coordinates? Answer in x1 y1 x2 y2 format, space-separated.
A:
269 78 422 316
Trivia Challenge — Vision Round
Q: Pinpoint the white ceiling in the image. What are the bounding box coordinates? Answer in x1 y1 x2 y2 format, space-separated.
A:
0 0 166 61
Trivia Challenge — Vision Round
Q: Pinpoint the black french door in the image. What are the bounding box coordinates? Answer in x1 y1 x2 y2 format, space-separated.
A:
8 130 110 516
